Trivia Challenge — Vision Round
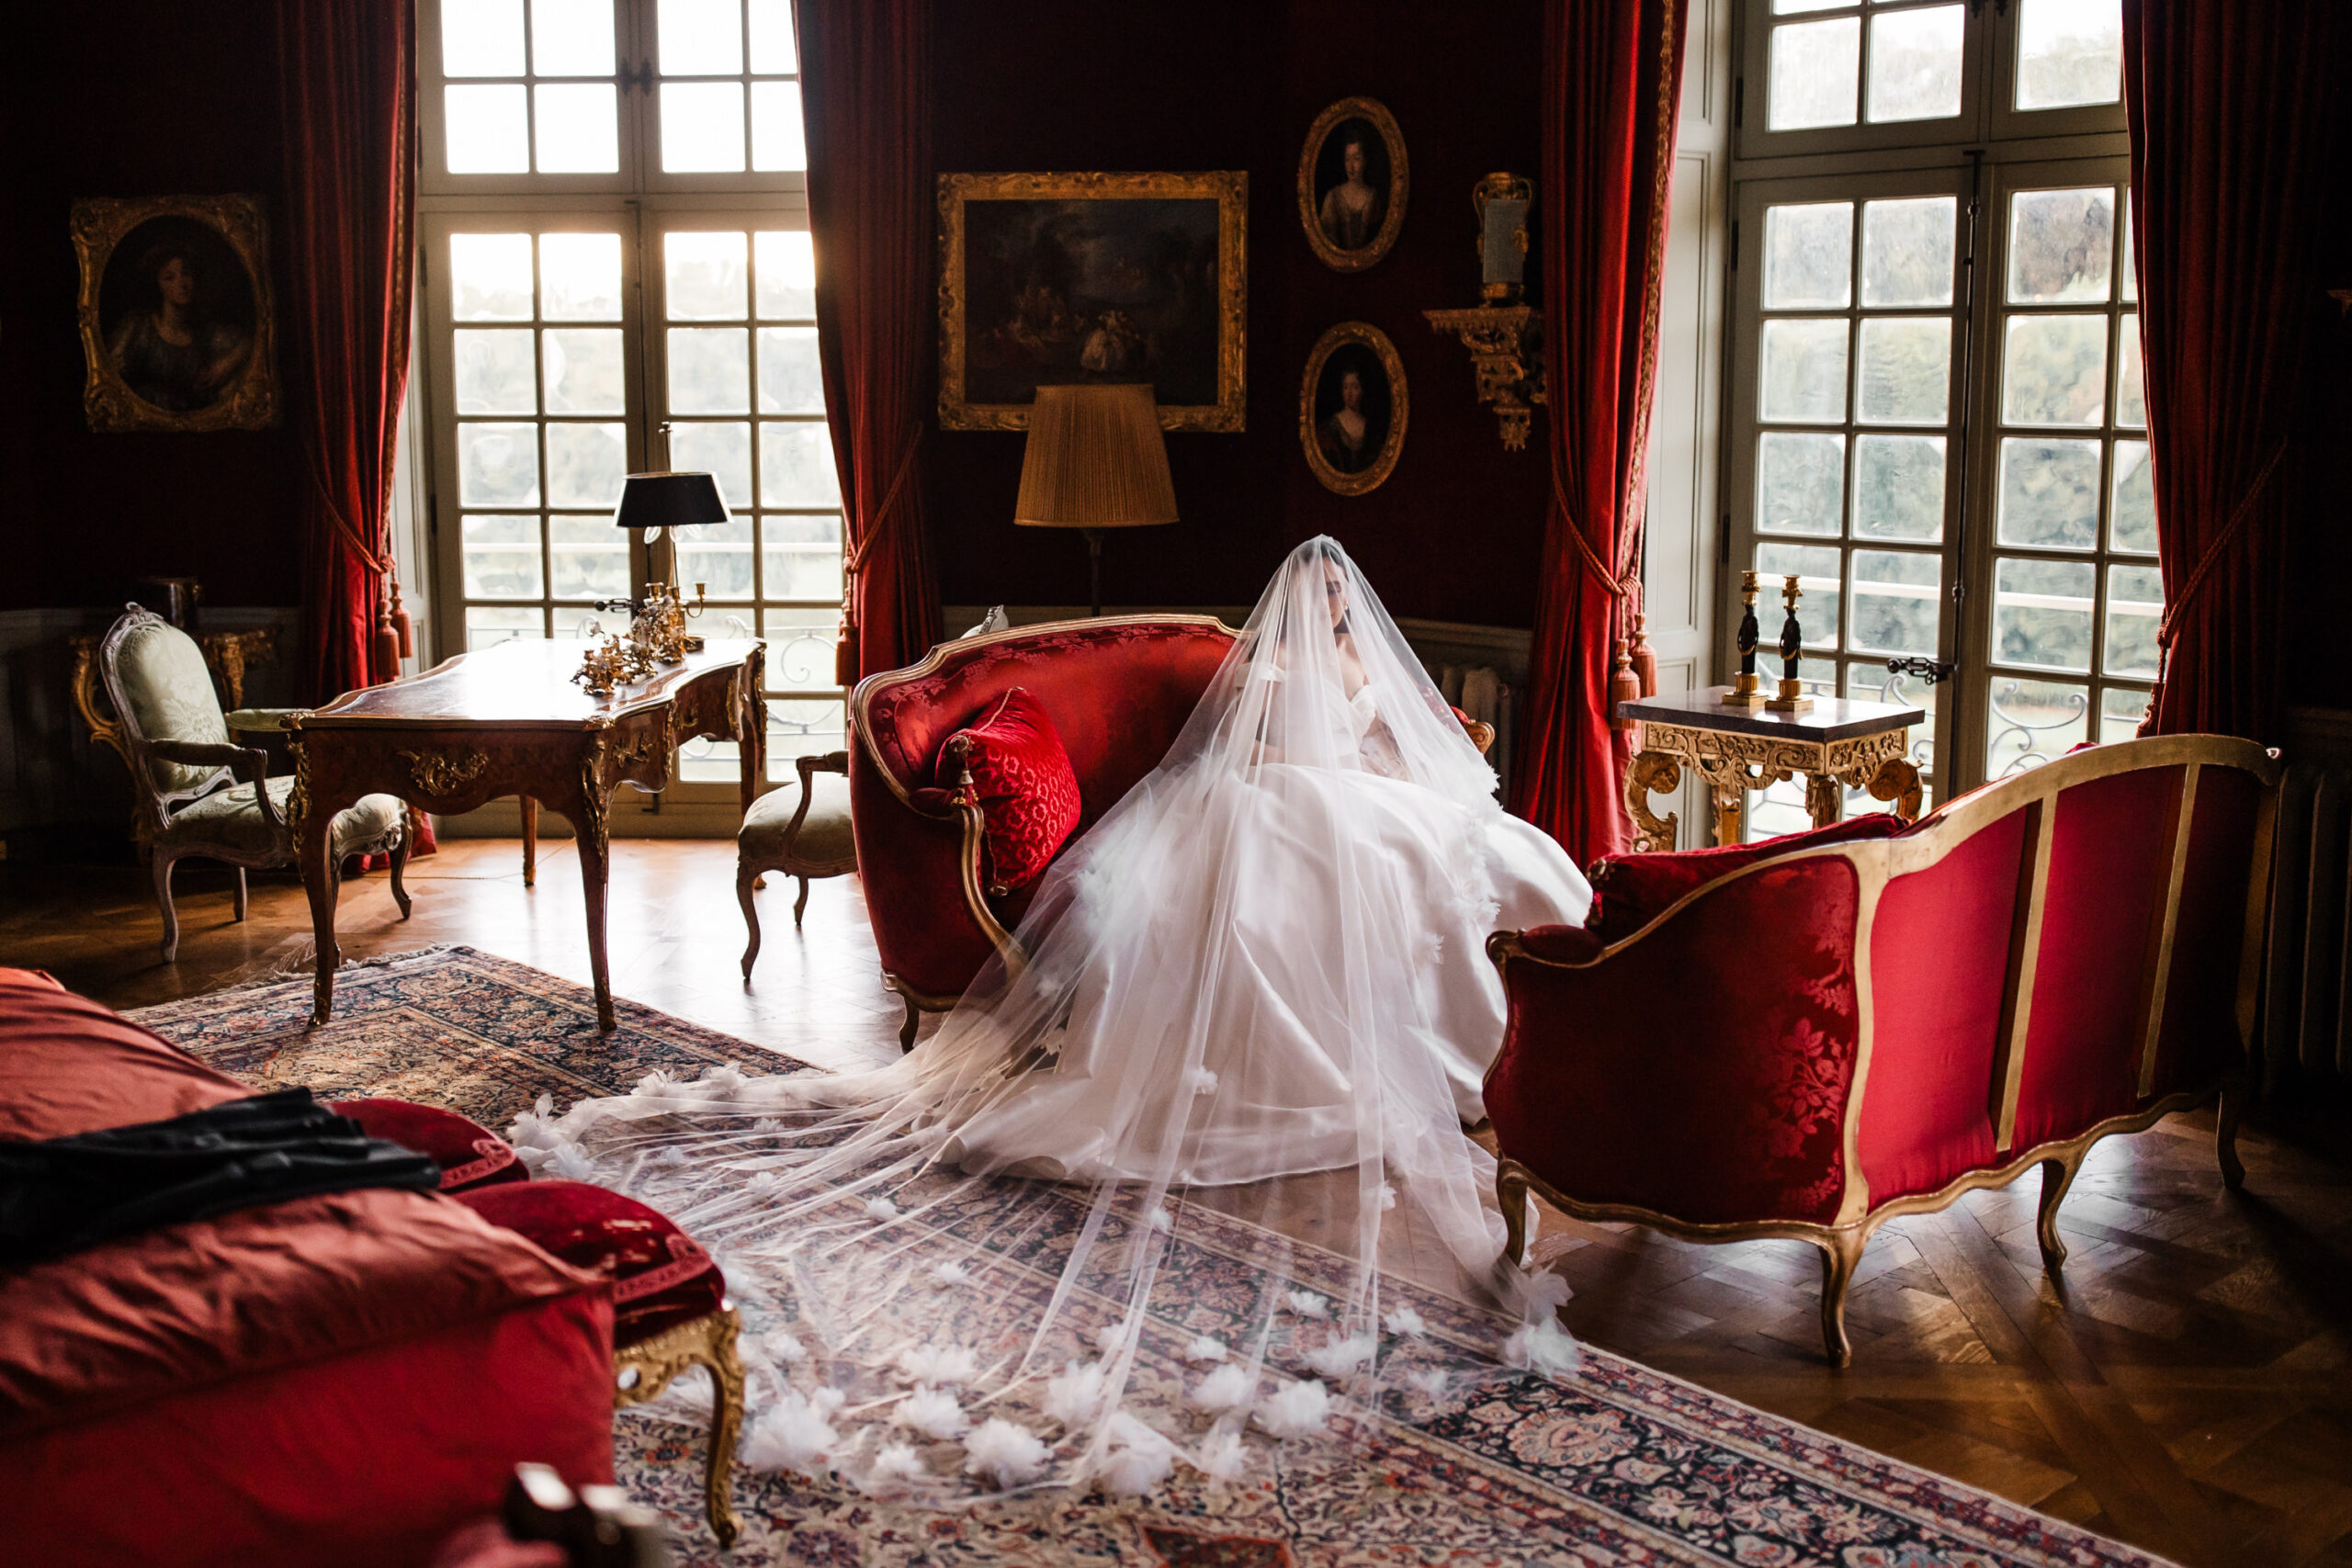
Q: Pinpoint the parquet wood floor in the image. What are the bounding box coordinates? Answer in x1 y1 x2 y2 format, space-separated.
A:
6 839 2347 1567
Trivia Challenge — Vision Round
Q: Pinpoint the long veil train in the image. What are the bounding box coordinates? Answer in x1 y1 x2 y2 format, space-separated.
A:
517 536 1591 1501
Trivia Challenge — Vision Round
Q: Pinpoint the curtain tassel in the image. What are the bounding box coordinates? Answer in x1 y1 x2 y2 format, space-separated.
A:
1609 635 1641 730
1629 610 1657 699
387 577 414 660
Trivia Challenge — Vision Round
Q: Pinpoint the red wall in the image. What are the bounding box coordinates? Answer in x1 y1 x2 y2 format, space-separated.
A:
927 0 1549 626
0 1 304 612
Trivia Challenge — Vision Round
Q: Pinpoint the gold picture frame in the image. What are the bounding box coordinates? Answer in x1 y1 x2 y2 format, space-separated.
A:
73 193 280 434
1297 97 1408 272
937 170 1247 433
1300 321 1407 496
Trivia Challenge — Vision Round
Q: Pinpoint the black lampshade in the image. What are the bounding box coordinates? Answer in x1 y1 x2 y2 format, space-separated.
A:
613 471 729 530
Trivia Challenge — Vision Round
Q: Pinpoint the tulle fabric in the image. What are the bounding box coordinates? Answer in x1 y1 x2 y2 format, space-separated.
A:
517 536 1591 1501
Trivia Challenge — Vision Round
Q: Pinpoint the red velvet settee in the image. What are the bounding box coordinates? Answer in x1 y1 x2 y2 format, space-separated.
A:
1484 735 2281 1365
0 970 619 1568
850 614 1239 1045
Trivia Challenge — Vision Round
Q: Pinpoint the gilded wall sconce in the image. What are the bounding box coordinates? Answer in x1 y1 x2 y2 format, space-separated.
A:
1425 173 1544 450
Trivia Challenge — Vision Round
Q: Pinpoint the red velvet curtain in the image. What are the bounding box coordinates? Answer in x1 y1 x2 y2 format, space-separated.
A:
796 0 944 689
2124 1 2345 743
1511 0 1688 864
277 0 432 853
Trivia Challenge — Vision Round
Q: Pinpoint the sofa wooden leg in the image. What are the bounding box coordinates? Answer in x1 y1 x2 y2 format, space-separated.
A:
233 866 248 922
2035 1155 2079 1270
737 865 762 982
1814 1231 1864 1369
153 852 180 963
1496 1160 1533 1269
898 989 922 1052
699 1315 747 1550
2217 1076 2247 1190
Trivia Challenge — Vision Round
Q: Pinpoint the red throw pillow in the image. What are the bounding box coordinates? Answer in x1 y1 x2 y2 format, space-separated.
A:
1587 812 1908 942
937 688 1082 897
330 1098 526 1193
457 1179 724 1347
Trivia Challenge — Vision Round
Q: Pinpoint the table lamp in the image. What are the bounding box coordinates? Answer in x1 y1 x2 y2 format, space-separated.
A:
613 469 729 592
594 469 729 671
1014 383 1178 616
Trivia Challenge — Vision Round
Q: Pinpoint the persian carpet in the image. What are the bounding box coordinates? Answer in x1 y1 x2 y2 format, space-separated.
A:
133 948 2177 1568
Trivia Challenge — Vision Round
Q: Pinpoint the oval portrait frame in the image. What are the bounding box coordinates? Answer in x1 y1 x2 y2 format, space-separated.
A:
1296 97 1408 273
1299 321 1407 497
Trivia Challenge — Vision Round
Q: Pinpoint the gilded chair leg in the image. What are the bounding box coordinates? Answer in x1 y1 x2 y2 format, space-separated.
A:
2035 1154 2079 1270
153 852 180 963
388 830 413 919
1813 1231 1865 1369
2217 1075 2247 1190
737 864 763 982
233 867 248 922
1496 1160 1533 1269
793 874 811 928
701 1316 746 1550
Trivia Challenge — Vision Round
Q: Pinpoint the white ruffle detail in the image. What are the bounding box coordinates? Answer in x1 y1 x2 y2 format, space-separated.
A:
1254 1378 1332 1438
933 1260 971 1287
961 1418 1049 1489
1404 1366 1452 1400
1194 1426 1250 1480
864 1196 899 1222
1382 1306 1427 1337
1283 1290 1329 1320
895 1345 978 1386
1186 1363 1255 1416
1042 1359 1108 1427
1098 1413 1176 1495
1501 1315 1582 1379
868 1441 928 1484
1304 1332 1377 1380
1182 1335 1229 1364
740 1386 844 1475
897 1384 969 1439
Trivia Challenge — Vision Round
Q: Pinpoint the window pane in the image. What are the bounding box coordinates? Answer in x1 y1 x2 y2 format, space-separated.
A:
763 514 844 600
1773 0 1849 12
1769 18 1860 130
2115 315 2144 428
539 233 622 320
754 231 817 320
1856 316 1950 425
443 0 525 76
760 422 841 506
1860 196 1955 308
1994 556 2096 671
762 611 843 685
670 422 752 511
668 328 751 413
2120 191 2136 302
665 231 748 319
750 81 807 171
763 700 849 780
543 328 626 414
458 423 541 506
445 85 531 174
533 84 617 173
1755 543 1842 650
2109 440 2157 553
1865 5 1964 124
675 518 755 600
1756 432 1845 536
1762 203 1852 309
2016 0 2122 110
756 327 824 413
659 0 743 74
467 605 546 649
1853 434 1944 541
662 82 746 172
548 515 630 600
452 234 537 320
2001 314 2108 426
1987 677 2089 775
454 330 537 414
2104 563 2164 677
554 604 617 640
747 0 797 72
531 0 615 75
461 515 542 599
1759 318 1849 423
2099 686 2150 743
1997 436 2101 548
545 422 628 508
2007 187 2116 303
1850 548 1941 655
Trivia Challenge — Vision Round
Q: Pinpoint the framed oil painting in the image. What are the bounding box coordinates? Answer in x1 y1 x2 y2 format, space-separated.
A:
1297 98 1408 272
937 170 1247 432
73 194 279 433
1300 321 1407 496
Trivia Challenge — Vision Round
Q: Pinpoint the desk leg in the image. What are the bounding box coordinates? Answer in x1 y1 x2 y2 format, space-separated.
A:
738 662 765 817
579 824 615 1032
300 807 341 1026
521 795 537 887
1623 750 1683 853
1804 770 1846 830
1712 783 1746 847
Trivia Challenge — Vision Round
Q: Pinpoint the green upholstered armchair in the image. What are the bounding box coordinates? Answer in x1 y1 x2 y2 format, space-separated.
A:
96 604 412 962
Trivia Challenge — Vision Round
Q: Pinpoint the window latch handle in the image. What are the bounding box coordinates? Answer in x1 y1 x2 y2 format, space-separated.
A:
1885 657 1957 686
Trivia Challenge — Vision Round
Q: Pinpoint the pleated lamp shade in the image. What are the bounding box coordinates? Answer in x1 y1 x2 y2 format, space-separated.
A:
1013 384 1179 530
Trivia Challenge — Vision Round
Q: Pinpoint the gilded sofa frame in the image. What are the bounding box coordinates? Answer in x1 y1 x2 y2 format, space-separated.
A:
1487 734 2282 1366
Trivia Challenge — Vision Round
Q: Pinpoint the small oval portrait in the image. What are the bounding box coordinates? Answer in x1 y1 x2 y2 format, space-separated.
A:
74 194 279 433
1300 322 1406 496
1298 98 1408 271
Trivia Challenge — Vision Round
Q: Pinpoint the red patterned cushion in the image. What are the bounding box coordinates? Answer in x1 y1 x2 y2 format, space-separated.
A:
330 1098 526 1194
456 1180 724 1347
1587 812 1908 942
937 687 1082 895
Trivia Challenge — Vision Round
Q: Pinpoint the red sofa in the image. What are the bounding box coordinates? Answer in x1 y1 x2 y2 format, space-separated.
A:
0 970 618 1568
1485 735 2280 1364
851 613 1239 1044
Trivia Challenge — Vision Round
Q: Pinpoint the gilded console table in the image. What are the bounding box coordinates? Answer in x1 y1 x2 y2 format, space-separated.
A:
1618 686 1926 852
291 637 765 1031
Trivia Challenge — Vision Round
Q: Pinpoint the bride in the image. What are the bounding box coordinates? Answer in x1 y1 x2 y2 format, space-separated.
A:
521 537 1592 1502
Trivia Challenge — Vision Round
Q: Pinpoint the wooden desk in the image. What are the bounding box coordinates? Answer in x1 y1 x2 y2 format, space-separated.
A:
1618 686 1926 852
290 638 766 1031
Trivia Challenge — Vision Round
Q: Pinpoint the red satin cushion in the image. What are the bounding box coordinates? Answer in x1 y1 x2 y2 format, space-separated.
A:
1586 812 1908 942
331 1099 526 1193
457 1180 724 1347
937 687 1082 895
0 969 249 1141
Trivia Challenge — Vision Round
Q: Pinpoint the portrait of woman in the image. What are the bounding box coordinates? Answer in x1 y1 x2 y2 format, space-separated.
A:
105 231 255 412
1300 321 1407 495
74 195 279 433
1297 97 1408 271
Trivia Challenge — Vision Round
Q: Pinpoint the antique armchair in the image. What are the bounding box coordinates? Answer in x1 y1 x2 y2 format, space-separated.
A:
737 749 857 977
96 604 410 961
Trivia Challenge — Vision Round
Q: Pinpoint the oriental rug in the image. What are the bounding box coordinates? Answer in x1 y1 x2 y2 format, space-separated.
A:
134 947 2176 1568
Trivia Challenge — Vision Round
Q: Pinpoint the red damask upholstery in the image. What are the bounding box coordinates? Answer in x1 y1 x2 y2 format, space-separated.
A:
939 687 1083 894
1584 811 1908 942
1487 737 2280 1365
334 1097 526 1192
457 1180 726 1348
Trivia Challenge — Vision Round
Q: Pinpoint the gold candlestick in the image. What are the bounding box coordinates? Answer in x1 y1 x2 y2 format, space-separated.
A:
1764 572 1814 713
1721 570 1767 708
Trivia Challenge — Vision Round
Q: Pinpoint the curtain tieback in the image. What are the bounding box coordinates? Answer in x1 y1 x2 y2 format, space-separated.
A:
843 422 927 580
2152 435 2288 682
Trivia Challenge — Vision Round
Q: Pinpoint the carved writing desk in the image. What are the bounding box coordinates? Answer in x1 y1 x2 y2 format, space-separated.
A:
290 637 766 1031
1618 686 1925 852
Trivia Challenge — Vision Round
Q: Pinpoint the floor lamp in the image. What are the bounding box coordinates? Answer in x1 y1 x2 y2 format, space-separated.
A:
1013 384 1178 616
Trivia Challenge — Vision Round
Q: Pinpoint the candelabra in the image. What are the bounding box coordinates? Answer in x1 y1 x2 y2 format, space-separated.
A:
1764 573 1814 713
1721 570 1767 709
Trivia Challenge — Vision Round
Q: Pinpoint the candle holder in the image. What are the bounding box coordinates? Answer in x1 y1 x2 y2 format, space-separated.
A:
1721 570 1768 708
1765 573 1814 713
